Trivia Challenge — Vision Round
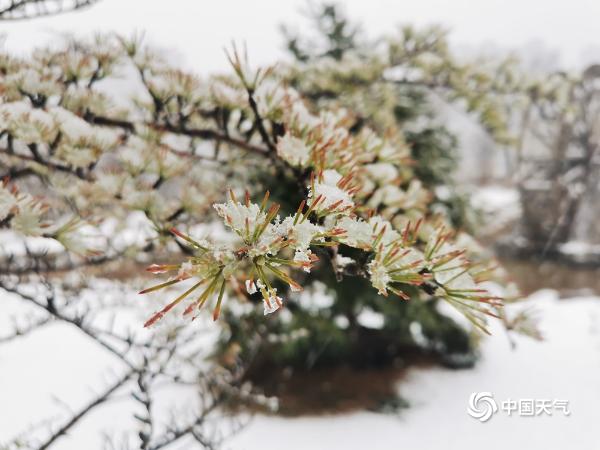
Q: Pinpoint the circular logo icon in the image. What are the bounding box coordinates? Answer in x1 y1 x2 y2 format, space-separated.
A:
467 392 498 422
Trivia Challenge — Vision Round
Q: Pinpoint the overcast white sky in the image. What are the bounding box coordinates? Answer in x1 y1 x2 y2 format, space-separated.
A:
2 0 600 73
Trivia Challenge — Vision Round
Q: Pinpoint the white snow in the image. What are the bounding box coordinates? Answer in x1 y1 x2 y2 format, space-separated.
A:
560 241 600 259
0 279 221 450
470 185 521 233
356 308 385 330
1 288 599 449
470 185 520 217
231 292 600 450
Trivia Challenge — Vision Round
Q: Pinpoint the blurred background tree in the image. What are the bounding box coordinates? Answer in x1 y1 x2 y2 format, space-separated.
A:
507 67 600 260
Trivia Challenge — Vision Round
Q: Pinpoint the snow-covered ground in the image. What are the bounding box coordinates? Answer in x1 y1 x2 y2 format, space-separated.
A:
232 290 600 450
1 288 599 449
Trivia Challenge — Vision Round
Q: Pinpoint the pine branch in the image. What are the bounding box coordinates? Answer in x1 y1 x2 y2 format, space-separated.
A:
83 112 270 157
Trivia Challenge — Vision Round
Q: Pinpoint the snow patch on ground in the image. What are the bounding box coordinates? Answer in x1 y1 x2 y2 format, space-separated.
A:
559 240 600 264
471 185 520 220
469 185 522 238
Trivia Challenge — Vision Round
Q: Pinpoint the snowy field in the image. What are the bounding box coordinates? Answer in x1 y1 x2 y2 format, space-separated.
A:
232 291 600 450
1 287 599 449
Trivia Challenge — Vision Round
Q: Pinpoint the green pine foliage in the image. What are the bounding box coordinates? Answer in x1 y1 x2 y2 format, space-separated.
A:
216 5 491 375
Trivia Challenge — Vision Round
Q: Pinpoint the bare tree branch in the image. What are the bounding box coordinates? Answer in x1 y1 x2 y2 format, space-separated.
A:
0 0 100 21
36 369 135 450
